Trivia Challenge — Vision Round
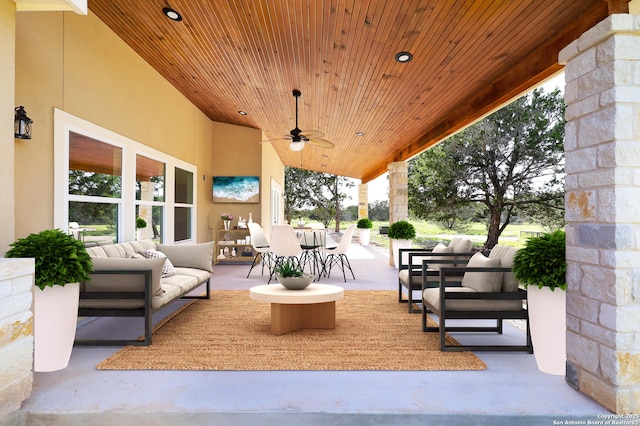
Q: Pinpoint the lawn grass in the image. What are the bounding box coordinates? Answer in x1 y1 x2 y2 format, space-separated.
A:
344 220 549 249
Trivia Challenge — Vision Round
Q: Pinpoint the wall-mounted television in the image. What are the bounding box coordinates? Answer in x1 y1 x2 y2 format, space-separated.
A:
212 176 260 204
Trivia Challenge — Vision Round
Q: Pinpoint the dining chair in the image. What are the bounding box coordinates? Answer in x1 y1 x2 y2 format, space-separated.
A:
319 224 356 282
268 224 304 283
246 222 273 278
299 229 326 276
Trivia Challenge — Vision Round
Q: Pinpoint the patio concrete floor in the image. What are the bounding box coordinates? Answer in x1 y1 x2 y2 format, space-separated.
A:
11 242 610 425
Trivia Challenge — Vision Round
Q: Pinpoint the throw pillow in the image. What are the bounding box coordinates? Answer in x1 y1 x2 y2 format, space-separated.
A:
461 252 503 292
139 249 177 278
426 243 454 271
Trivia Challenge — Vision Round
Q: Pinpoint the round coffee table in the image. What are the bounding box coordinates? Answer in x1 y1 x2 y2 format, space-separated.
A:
249 284 344 335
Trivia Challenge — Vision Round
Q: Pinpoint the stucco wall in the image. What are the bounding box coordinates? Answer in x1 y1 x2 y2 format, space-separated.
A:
0 0 16 253
13 10 282 243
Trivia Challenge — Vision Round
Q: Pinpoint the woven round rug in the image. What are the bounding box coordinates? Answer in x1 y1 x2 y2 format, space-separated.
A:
97 290 486 371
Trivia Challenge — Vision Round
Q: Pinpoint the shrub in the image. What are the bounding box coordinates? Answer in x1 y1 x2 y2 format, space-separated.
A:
356 218 373 229
5 229 93 290
136 217 147 229
513 229 566 291
388 220 416 240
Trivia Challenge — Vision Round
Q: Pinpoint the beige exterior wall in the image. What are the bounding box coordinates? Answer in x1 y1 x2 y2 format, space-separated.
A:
13 10 282 243
0 0 16 253
210 121 264 233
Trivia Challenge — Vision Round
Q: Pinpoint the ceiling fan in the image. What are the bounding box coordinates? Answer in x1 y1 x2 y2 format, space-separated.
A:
262 89 335 151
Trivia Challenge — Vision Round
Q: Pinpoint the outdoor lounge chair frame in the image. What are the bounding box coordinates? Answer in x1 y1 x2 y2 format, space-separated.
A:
74 269 210 347
397 248 473 313
422 264 533 353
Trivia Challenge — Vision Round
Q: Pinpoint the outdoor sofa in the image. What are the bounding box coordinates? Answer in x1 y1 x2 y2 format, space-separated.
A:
74 239 214 346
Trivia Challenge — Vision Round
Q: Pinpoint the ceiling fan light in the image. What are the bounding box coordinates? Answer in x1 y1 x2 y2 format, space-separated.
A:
290 141 304 151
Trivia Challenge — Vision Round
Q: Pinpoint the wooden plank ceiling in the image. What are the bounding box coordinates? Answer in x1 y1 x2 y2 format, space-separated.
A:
88 0 614 183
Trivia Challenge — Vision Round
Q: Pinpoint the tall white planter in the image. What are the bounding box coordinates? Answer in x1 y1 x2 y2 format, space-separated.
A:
34 283 80 372
391 239 412 268
358 228 371 246
527 286 566 375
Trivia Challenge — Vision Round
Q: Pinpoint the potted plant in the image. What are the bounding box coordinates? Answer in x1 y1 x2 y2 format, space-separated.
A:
221 213 233 230
274 259 314 290
513 229 566 375
388 220 416 268
356 218 373 246
136 216 147 240
5 229 93 372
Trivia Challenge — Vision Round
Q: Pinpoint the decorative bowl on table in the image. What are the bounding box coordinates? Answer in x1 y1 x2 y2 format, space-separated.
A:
276 274 314 290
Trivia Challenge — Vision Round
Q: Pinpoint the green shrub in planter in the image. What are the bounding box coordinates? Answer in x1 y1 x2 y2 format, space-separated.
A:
5 229 93 290
388 220 416 240
513 229 566 291
356 218 373 229
136 217 147 229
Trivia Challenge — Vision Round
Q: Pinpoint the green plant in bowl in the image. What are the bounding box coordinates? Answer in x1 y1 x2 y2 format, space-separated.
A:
136 217 147 229
275 259 313 290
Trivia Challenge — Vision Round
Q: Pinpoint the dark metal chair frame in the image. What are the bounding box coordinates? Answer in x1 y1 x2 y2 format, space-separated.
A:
74 269 210 347
397 248 473 313
421 263 533 353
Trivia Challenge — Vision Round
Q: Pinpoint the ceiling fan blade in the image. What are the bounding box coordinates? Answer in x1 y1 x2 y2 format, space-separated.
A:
300 130 324 139
260 136 292 144
306 138 335 149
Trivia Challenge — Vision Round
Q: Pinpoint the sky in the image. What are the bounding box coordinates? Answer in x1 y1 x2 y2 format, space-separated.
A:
344 72 566 206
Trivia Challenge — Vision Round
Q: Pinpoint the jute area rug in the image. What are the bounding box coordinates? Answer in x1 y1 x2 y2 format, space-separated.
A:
97 290 486 371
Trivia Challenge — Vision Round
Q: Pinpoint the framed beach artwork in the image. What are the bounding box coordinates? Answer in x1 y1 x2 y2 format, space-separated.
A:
212 176 260 204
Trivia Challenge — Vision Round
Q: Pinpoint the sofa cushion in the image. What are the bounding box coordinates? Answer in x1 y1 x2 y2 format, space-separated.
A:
461 252 503 292
101 244 128 258
139 249 177 278
85 256 165 296
156 241 215 272
450 238 472 254
86 246 108 258
425 243 454 271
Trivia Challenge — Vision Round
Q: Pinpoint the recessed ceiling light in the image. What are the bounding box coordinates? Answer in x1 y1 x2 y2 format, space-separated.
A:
238 111 247 115
162 7 183 21
356 131 365 137
395 51 413 63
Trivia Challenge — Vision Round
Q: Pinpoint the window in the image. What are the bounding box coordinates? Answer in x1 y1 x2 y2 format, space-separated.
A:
54 109 197 244
67 132 122 243
174 167 194 242
136 155 166 241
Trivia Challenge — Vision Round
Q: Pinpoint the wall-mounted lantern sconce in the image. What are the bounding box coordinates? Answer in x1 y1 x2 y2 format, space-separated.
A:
14 106 33 139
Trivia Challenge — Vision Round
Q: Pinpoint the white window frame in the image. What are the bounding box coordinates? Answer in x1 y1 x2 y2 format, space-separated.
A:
54 109 197 243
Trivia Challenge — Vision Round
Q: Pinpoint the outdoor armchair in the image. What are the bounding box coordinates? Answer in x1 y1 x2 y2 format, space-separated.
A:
421 246 532 353
397 237 474 313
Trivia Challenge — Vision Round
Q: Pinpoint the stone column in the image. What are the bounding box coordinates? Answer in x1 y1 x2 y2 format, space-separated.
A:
388 162 409 266
138 181 154 240
559 14 640 413
0 258 34 424
357 183 368 220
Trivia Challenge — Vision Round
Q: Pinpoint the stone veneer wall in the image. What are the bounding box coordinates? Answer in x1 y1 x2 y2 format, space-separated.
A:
387 162 409 266
0 258 34 422
559 14 640 413
357 183 368 220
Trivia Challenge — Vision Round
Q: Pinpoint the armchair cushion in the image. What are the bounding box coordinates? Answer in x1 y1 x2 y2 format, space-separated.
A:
423 286 523 311
488 245 519 292
460 252 503 292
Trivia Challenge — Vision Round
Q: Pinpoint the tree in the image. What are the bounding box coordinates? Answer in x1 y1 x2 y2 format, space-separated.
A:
408 88 566 249
284 167 354 231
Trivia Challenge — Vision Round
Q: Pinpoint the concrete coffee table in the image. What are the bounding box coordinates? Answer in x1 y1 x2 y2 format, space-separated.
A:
249 284 344 335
